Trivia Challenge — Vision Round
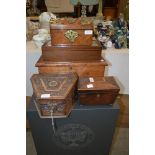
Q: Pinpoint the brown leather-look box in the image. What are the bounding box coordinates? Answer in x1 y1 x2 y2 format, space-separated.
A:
78 76 120 105
31 72 78 118
50 17 93 46
42 39 102 61
35 56 108 77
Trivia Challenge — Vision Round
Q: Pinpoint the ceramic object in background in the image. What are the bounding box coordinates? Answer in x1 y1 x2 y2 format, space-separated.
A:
114 29 127 49
39 12 56 32
39 12 56 23
106 40 112 48
33 34 47 48
97 22 103 32
33 28 51 48
98 35 107 49
38 28 48 35
98 35 107 43
38 29 51 41
115 37 120 49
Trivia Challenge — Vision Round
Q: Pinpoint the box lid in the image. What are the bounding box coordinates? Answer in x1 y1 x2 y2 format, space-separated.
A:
50 17 93 30
78 76 120 93
31 72 78 99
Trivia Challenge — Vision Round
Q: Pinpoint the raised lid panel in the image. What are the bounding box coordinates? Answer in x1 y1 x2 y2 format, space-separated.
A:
31 73 78 99
78 76 120 92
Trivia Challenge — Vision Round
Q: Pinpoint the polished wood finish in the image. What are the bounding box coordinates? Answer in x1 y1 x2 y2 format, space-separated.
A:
36 57 108 77
50 18 93 46
78 76 120 105
42 39 102 61
51 29 92 46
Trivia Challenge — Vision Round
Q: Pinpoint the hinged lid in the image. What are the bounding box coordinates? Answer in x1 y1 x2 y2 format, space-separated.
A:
50 17 93 30
31 72 78 99
78 76 120 93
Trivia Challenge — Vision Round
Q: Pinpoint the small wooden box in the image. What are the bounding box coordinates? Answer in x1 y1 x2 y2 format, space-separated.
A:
31 72 78 118
78 76 120 105
36 57 108 77
50 18 93 46
42 39 102 61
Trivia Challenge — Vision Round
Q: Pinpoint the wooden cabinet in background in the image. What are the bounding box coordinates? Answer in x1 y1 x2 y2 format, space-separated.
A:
102 0 118 19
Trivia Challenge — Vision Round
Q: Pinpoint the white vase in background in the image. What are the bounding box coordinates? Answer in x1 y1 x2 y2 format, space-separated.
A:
39 12 56 32
33 34 46 48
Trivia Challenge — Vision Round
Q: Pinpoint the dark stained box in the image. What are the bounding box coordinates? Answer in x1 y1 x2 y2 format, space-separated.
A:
50 17 93 46
42 39 102 61
78 76 120 105
35 56 108 77
31 72 78 118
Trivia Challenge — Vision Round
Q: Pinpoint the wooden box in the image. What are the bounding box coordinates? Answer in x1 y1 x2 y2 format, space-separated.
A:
36 57 108 77
42 39 102 61
78 76 120 105
31 72 78 118
50 17 93 46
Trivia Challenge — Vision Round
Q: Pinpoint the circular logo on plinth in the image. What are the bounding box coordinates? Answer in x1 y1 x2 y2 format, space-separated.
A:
53 123 94 150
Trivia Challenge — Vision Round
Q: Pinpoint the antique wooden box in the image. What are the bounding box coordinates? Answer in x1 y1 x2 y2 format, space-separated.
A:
50 17 93 46
36 57 108 77
31 72 78 118
78 76 120 105
42 39 102 61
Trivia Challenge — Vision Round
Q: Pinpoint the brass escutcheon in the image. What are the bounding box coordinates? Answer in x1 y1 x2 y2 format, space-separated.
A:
48 81 58 87
64 30 78 42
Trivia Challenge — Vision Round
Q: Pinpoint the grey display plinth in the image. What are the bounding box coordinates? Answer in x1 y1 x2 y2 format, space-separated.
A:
27 97 119 155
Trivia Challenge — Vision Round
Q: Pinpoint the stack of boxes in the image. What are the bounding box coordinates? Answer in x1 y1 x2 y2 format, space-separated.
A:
31 17 120 118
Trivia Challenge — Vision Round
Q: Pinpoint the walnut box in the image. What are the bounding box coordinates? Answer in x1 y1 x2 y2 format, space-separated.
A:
50 17 93 46
78 76 120 105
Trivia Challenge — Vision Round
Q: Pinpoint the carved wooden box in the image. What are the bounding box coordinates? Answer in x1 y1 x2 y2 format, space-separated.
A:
78 76 120 105
50 17 93 46
31 72 78 118
36 57 108 77
42 39 102 61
